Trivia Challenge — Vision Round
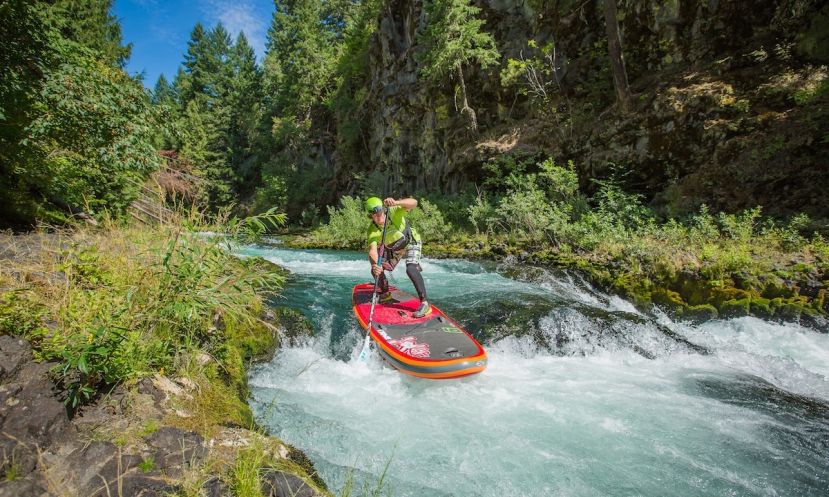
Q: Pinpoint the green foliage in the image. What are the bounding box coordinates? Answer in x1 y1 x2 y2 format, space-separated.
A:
480 153 538 193
418 0 500 82
1 3 160 225
44 0 131 67
251 174 288 214
0 293 47 338
4 219 284 411
138 456 155 473
311 196 367 249
499 39 564 106
406 198 454 242
230 442 268 497
309 196 455 249
468 194 498 234
265 0 349 119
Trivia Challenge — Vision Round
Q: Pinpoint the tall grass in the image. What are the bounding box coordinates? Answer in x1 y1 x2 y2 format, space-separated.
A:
0 210 285 410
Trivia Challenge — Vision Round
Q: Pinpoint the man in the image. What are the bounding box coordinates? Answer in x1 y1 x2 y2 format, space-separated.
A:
365 196 431 318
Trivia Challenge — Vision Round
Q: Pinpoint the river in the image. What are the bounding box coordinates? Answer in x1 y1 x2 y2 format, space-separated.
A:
239 245 829 497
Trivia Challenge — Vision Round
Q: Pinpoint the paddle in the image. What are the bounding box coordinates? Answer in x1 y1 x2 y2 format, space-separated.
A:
358 204 391 362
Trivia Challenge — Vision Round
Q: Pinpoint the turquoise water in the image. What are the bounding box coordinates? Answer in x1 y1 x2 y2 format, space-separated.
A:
240 245 829 497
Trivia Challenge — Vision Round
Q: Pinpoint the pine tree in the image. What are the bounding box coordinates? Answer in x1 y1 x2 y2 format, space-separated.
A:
176 23 239 212
152 74 176 106
181 23 210 102
418 0 499 132
46 0 132 67
264 0 342 120
227 32 264 191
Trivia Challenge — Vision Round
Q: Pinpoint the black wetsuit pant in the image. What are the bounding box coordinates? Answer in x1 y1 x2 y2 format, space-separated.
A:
376 244 427 302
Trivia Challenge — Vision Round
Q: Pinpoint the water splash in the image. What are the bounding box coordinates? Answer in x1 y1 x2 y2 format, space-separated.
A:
240 245 829 497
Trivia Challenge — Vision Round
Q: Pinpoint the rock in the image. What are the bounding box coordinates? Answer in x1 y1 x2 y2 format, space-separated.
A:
0 478 50 497
0 336 31 379
174 377 197 391
0 362 72 448
683 304 719 322
203 477 231 497
145 427 206 476
151 375 188 400
136 377 165 406
260 470 321 497
117 474 180 497
56 441 139 497
720 298 751 318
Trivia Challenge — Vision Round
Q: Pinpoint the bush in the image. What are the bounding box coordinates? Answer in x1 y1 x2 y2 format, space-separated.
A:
406 198 453 242
310 196 366 249
309 196 454 248
468 194 497 234
3 216 283 410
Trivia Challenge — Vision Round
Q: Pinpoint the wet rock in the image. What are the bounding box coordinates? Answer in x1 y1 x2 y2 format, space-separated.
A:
261 470 321 497
274 307 315 347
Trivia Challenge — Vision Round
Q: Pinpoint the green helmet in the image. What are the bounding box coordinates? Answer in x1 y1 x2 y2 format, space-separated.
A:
364 197 384 215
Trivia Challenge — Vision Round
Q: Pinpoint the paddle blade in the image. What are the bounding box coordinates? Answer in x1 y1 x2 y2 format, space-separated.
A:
357 333 372 362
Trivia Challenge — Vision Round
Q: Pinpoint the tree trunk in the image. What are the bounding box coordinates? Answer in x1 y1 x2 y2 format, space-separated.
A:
603 0 633 113
457 64 478 132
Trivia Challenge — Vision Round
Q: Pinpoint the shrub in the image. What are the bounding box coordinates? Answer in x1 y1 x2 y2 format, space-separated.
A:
310 196 366 249
3 213 284 410
406 198 453 242
468 194 497 234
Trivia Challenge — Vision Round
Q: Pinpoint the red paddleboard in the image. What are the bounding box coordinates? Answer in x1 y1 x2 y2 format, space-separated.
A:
352 283 487 379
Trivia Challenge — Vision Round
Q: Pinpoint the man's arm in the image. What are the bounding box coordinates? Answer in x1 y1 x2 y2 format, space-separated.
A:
368 242 379 265
384 197 417 211
368 242 383 278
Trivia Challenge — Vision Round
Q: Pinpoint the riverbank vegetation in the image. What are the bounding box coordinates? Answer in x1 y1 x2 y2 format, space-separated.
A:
287 156 829 323
0 214 333 495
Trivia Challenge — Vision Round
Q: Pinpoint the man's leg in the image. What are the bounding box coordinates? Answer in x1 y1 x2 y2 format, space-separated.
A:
376 245 400 299
405 241 431 317
406 264 427 302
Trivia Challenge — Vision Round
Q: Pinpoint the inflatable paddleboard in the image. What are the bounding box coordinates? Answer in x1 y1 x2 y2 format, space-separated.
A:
352 283 487 379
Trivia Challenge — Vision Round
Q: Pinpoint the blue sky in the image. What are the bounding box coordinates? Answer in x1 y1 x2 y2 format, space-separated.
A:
114 0 275 87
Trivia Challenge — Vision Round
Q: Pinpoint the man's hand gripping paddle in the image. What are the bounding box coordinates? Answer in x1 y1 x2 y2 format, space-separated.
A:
358 206 390 362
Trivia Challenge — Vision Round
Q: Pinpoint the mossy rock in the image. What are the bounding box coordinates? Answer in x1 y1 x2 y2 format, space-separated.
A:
732 271 762 292
273 307 315 345
651 288 685 313
816 289 828 313
748 297 773 318
720 298 750 318
761 278 798 299
684 304 719 322
674 276 717 306
711 287 753 308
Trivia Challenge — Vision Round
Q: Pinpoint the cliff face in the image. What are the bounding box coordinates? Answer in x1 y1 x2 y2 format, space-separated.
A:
344 0 828 219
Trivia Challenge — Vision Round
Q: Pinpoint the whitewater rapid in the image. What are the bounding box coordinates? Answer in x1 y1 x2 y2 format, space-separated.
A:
240 246 829 497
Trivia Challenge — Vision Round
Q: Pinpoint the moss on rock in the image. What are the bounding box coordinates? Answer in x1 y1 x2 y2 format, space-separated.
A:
721 298 751 317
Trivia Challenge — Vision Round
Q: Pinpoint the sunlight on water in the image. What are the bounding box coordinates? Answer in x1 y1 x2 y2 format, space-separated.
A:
240 245 829 497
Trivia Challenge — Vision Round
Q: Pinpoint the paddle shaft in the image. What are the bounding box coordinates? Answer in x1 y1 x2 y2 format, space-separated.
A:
359 206 391 361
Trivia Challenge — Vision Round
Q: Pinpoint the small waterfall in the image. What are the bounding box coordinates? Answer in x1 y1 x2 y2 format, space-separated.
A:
240 245 829 497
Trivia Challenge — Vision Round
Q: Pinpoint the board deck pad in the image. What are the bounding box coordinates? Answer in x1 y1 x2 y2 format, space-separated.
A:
352 283 487 378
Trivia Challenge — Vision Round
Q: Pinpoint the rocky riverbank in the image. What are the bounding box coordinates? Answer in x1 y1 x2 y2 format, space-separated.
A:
0 230 331 497
0 333 326 497
283 233 829 329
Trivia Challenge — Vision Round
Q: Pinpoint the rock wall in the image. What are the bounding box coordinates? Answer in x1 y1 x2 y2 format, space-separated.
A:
339 0 828 218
